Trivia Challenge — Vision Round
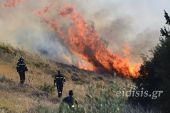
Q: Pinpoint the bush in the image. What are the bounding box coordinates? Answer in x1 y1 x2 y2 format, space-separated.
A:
83 84 125 113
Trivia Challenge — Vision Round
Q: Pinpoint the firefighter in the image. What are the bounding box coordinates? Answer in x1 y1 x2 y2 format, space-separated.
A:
54 70 65 98
16 57 28 85
62 90 78 108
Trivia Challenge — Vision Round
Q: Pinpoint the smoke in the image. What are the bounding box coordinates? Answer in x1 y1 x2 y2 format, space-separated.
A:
99 16 160 63
0 0 161 68
0 0 73 64
99 17 134 54
131 29 160 59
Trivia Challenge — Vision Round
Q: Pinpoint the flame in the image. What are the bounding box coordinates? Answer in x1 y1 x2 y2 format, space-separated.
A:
2 1 142 78
78 60 96 71
37 4 141 77
59 5 141 78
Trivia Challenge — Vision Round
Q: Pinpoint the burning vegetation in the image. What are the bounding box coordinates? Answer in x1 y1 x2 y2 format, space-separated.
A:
2 0 142 78
37 4 141 78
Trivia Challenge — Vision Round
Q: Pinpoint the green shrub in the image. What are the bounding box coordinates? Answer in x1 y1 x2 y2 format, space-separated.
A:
84 84 124 113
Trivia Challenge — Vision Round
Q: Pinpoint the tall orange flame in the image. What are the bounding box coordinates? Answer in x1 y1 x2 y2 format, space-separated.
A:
37 4 142 78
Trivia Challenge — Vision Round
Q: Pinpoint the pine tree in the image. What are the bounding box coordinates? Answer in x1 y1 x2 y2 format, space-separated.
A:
164 10 170 25
130 11 170 113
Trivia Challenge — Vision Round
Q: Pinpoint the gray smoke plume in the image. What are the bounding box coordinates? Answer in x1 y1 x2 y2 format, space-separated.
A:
0 0 163 65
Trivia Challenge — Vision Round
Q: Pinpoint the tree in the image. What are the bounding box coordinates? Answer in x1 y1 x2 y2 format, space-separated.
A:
129 11 170 113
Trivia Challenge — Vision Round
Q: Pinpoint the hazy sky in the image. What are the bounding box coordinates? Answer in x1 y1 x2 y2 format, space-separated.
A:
74 0 170 32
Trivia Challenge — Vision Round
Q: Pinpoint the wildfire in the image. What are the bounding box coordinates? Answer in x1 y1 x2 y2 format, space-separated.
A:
2 1 142 78
40 4 141 78
78 60 96 71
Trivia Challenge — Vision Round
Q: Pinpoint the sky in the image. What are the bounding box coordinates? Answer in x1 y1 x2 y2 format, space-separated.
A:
76 0 170 32
0 0 170 64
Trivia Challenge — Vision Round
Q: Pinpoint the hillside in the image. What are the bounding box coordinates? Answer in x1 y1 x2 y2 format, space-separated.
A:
0 43 157 113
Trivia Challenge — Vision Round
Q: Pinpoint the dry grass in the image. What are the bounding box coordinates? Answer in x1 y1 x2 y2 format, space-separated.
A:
0 90 35 113
0 43 101 112
0 43 158 113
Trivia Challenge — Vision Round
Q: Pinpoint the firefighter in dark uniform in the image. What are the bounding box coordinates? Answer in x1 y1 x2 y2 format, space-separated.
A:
62 90 78 108
54 70 65 98
16 57 28 85
59 90 78 113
